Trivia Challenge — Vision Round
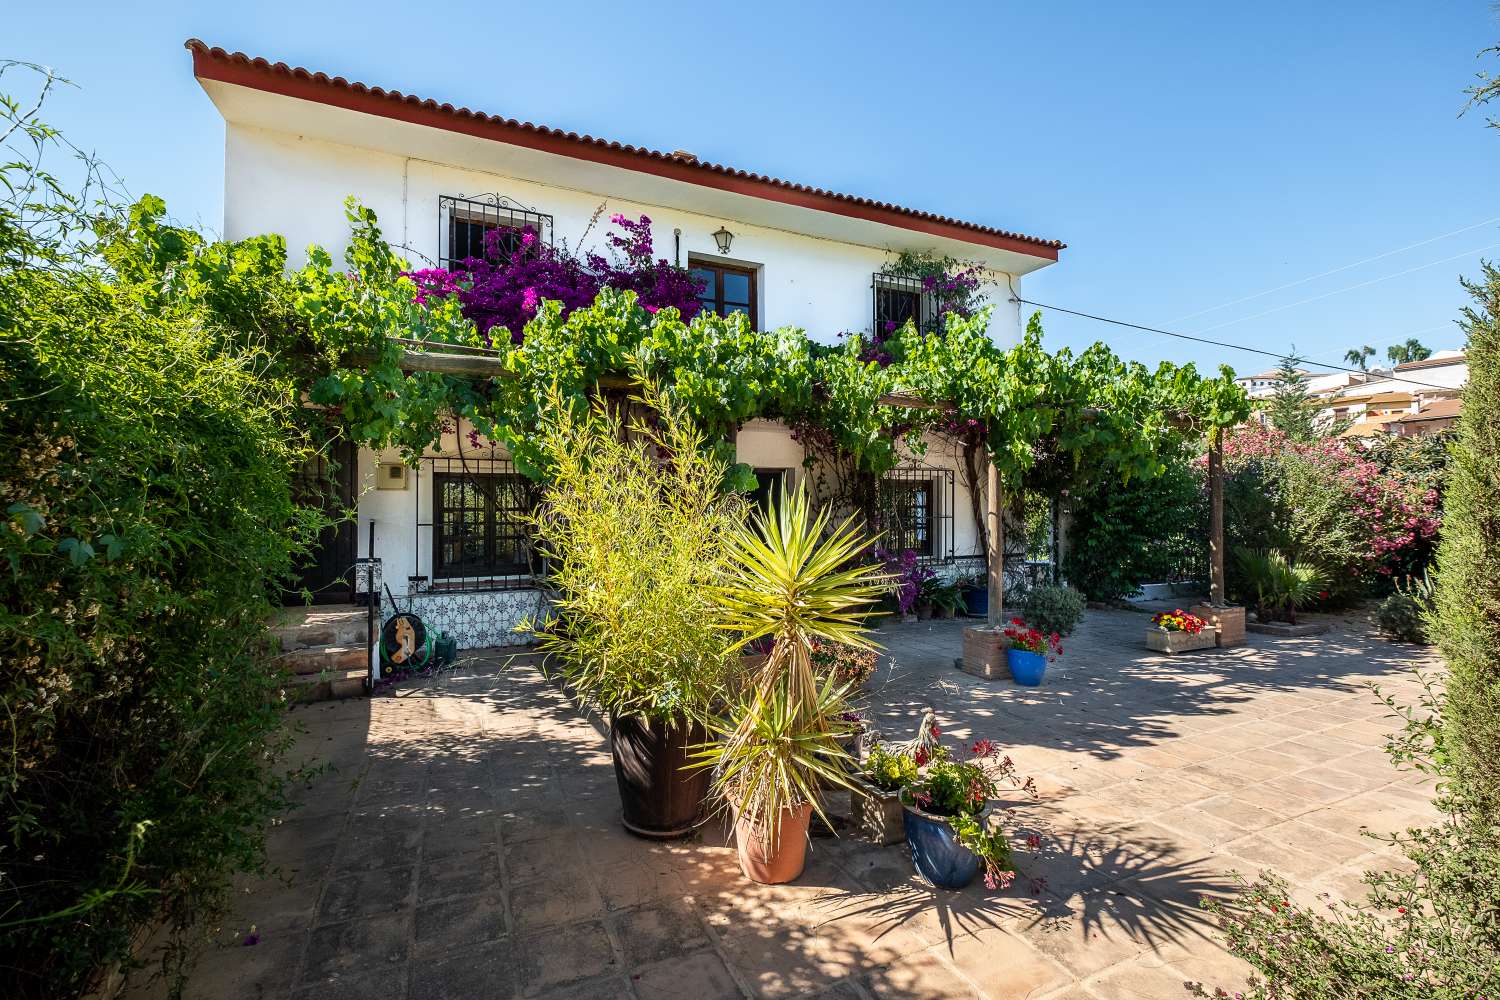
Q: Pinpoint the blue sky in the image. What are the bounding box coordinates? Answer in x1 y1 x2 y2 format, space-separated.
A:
8 1 1499 376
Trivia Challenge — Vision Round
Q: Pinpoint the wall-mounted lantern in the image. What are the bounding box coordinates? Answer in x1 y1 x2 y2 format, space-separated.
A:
712 226 734 255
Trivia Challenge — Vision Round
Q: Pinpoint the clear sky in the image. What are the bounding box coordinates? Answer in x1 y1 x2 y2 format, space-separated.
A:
7 1 1499 377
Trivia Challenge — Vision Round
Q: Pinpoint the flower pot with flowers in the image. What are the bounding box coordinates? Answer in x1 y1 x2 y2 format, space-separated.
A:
690 485 889 884
900 736 1035 890
877 547 934 623
1002 619 1063 686
1146 609 1217 654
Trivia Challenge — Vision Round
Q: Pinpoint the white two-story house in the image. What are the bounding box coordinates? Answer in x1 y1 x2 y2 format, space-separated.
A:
188 39 1065 647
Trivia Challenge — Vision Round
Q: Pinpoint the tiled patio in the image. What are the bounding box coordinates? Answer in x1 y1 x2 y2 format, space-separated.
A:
144 609 1441 999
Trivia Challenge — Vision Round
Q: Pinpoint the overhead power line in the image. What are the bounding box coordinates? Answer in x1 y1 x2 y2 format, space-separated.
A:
1010 296 1458 392
1167 215 1500 324
1191 242 1500 334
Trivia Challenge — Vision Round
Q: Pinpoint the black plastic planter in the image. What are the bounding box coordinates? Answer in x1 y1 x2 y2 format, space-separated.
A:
609 713 711 839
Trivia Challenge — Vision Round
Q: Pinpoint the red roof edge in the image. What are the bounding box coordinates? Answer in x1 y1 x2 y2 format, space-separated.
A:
185 39 1063 262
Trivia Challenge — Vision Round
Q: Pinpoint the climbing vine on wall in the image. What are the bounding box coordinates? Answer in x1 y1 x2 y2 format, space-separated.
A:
293 201 1250 498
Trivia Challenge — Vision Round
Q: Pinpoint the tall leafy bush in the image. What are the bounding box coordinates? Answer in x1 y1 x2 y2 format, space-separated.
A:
1430 260 1500 815
1063 452 1206 600
0 87 311 996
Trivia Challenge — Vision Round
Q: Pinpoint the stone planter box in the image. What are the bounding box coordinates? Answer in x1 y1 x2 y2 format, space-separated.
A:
1145 628 1218 654
959 626 1010 680
1190 604 1246 648
850 781 905 845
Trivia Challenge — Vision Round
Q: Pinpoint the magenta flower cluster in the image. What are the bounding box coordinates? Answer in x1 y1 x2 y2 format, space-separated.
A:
875 546 935 615
405 214 702 345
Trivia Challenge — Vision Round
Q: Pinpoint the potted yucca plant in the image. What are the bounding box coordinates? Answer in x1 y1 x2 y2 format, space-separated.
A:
691 485 889 883
523 380 744 838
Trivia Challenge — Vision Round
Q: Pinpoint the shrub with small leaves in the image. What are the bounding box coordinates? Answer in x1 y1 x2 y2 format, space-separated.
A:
1375 592 1428 644
1018 584 1086 637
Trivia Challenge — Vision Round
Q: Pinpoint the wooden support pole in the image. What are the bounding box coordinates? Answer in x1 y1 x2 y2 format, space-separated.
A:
1208 427 1226 605
986 459 1004 627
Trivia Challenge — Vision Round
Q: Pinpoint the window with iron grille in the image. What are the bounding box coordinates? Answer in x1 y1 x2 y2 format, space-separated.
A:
439 195 553 270
877 465 955 561
432 472 539 580
873 273 932 336
880 478 936 557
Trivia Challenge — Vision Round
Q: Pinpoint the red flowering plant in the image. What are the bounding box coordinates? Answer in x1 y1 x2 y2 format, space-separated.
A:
1003 618 1064 660
810 638 879 689
1151 609 1208 634
901 734 1039 891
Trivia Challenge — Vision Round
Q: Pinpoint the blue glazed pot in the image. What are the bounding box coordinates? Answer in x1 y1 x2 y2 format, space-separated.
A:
903 805 980 889
962 587 988 617
1006 648 1047 686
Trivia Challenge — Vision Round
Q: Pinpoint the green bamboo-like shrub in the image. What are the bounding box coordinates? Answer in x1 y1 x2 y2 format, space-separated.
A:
522 378 746 722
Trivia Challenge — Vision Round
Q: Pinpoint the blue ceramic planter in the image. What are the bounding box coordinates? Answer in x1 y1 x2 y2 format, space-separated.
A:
1006 648 1047 686
962 587 988 617
903 805 979 889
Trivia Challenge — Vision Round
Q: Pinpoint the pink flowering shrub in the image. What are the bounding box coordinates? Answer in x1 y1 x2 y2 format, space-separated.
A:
406 214 701 345
1219 427 1441 602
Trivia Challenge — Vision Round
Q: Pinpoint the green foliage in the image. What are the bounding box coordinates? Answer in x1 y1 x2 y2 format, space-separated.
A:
1386 338 1433 365
1375 592 1429 644
1063 451 1207 600
1017 584 1087 637
863 743 918 792
693 484 888 846
1262 354 1323 441
1345 344 1376 371
1236 549 1327 623
297 204 1251 512
522 378 743 723
0 85 311 995
1430 260 1500 817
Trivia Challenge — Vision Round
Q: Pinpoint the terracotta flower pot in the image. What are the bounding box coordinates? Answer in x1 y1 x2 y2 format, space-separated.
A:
733 802 813 884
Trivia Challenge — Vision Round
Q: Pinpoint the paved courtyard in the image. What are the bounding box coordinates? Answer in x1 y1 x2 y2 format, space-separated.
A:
144 609 1441 999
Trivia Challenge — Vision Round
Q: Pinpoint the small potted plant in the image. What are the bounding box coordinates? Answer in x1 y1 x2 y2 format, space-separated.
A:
878 547 933 623
901 737 1034 890
955 573 988 617
1145 609 1216 654
851 743 918 845
1002 618 1062 686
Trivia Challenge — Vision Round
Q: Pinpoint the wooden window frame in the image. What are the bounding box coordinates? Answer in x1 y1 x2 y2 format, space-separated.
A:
689 259 759 329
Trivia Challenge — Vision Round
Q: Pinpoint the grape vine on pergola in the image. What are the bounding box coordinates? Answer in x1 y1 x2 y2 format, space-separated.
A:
355 340 1238 626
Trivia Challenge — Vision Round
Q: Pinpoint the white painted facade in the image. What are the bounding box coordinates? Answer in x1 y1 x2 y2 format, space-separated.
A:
198 60 1059 647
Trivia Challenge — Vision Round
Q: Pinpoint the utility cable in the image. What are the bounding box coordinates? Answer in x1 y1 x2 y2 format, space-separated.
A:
1166 215 1500 324
1009 296 1458 392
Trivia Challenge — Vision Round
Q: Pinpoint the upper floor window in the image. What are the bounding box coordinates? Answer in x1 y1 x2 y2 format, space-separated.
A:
439 195 553 270
873 274 932 336
690 260 757 328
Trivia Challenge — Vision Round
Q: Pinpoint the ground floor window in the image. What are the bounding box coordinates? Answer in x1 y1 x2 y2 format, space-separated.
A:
432 472 538 580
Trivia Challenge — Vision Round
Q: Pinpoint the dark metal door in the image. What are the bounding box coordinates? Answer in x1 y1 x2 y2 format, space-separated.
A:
285 439 357 605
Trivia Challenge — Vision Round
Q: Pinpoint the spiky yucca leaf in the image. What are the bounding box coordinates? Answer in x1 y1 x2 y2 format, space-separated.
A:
693 484 891 848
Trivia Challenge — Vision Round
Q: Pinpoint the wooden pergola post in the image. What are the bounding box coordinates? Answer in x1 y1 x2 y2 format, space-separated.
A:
986 458 1004 627
1208 427 1225 605
1191 426 1245 646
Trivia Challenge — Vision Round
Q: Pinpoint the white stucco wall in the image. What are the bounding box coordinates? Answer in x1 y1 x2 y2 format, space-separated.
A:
222 124 1024 346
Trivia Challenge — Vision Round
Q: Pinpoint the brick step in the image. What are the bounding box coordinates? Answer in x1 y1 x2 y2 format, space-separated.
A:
286 668 368 702
277 644 367 677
